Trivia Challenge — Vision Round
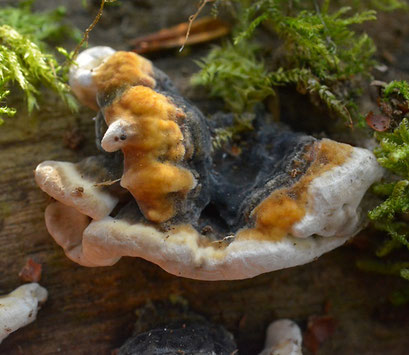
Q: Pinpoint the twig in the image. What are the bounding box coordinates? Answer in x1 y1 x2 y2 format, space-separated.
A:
71 0 113 61
93 178 121 187
180 0 215 52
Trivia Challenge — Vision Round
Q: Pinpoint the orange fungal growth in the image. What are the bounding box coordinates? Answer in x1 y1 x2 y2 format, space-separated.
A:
238 139 353 241
103 86 195 223
94 51 155 95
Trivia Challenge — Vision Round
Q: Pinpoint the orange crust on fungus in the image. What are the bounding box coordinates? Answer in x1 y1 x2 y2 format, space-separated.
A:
93 51 155 94
237 139 353 241
104 86 195 223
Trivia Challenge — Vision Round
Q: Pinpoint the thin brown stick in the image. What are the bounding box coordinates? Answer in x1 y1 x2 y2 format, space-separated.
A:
71 0 111 61
93 178 121 187
180 0 215 52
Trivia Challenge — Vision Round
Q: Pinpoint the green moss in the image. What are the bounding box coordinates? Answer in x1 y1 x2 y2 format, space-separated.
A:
383 80 409 102
368 0 409 11
0 201 12 218
193 0 379 132
0 1 81 46
368 84 409 282
356 259 409 276
0 1 80 124
192 41 274 114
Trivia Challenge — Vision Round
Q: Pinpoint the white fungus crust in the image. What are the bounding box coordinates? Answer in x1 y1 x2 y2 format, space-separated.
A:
69 46 116 109
35 161 118 220
291 146 384 238
0 283 48 343
35 145 383 280
258 319 303 355
80 216 349 280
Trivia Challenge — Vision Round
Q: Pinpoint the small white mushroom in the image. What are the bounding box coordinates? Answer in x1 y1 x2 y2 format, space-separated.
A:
259 319 303 355
0 283 48 343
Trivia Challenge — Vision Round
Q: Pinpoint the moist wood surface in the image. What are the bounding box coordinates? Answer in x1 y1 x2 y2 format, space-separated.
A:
1 1 409 354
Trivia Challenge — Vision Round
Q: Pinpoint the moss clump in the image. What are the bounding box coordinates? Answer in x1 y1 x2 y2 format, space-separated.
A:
192 41 273 114
192 0 384 129
366 81 409 284
383 80 409 102
0 2 80 125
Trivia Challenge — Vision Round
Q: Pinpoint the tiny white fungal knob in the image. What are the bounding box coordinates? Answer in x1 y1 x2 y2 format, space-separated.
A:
0 283 48 343
101 119 133 152
259 319 303 355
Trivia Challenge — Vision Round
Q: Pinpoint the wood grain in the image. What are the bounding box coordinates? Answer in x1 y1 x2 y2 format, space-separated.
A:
1 1 409 354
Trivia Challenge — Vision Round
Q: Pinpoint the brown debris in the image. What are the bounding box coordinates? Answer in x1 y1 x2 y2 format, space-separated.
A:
18 258 42 283
63 128 85 150
130 17 230 54
71 186 85 197
365 111 390 132
304 315 336 354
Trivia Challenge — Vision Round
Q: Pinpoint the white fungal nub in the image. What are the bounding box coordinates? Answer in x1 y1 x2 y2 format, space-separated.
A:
101 119 132 152
0 283 48 343
259 319 303 355
69 46 116 109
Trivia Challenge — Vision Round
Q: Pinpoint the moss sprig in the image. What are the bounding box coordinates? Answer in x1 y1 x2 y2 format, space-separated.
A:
192 41 274 114
193 0 379 132
0 2 80 124
368 83 409 281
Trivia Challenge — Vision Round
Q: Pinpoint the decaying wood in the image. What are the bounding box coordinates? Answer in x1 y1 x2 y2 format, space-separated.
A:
1 1 409 354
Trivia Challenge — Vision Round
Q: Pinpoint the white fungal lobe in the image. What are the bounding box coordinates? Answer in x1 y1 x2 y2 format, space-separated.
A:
0 283 48 343
35 160 118 220
69 46 116 110
291 145 384 238
259 319 303 355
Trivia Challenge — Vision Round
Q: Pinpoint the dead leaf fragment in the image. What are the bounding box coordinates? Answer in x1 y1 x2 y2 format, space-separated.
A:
130 17 230 54
18 258 42 283
304 315 336 354
63 127 85 150
365 111 390 132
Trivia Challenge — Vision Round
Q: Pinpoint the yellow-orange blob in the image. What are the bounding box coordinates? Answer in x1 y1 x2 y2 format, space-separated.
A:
104 86 194 223
94 51 155 94
237 139 353 241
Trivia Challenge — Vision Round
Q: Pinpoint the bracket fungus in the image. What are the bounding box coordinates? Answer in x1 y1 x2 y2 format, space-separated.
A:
0 283 47 343
35 46 383 280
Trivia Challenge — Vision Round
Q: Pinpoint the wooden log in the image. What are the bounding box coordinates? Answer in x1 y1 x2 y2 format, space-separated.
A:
1 1 409 354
